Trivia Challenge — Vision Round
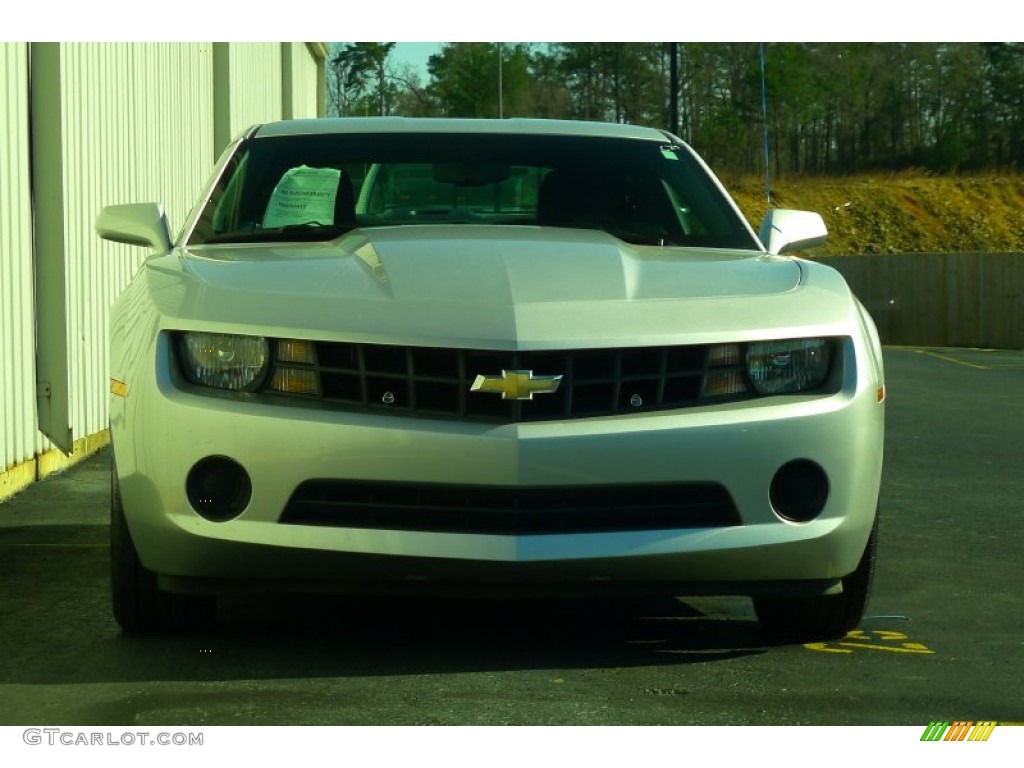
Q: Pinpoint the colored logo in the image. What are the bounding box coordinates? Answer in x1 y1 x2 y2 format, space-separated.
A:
920 721 997 742
470 370 563 400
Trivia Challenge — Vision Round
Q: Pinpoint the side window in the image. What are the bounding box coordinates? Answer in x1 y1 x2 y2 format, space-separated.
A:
358 164 543 219
367 165 448 214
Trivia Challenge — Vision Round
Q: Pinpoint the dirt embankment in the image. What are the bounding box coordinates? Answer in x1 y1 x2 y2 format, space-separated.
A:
725 174 1024 256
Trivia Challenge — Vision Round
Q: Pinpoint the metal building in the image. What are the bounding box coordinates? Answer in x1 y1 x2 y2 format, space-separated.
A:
1 42 327 501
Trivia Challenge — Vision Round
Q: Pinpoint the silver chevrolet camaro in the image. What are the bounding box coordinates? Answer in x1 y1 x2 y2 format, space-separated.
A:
98 118 884 640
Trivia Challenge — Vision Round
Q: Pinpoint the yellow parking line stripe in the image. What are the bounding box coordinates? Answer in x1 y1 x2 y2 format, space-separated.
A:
914 349 990 369
837 641 935 653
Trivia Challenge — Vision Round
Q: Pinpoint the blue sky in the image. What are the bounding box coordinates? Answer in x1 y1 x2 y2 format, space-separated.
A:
391 42 445 80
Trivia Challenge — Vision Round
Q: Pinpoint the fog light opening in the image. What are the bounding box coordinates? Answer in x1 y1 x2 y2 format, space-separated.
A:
186 456 252 522
770 459 829 523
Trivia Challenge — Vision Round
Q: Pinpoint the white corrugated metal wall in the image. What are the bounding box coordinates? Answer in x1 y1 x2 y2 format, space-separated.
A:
0 41 325 500
228 43 284 137
0 43 36 483
289 43 325 119
59 43 217 443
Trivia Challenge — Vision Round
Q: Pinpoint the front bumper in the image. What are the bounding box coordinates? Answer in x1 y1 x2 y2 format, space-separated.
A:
111 334 884 597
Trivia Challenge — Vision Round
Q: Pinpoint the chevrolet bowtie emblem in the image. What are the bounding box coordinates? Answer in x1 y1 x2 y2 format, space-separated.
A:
470 370 563 400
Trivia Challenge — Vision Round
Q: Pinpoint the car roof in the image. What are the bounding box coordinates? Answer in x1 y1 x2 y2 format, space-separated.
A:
252 117 672 142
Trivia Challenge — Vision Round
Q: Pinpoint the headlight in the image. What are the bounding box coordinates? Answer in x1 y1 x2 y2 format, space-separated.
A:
746 338 831 395
177 332 270 391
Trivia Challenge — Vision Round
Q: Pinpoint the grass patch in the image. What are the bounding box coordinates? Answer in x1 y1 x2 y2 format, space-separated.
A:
724 174 1024 256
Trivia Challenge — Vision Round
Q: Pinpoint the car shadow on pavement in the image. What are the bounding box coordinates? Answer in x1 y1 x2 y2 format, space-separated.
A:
208 592 769 675
0 525 770 685
111 594 768 683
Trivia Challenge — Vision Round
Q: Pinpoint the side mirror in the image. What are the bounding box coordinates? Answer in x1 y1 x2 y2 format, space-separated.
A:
758 209 827 255
96 203 172 253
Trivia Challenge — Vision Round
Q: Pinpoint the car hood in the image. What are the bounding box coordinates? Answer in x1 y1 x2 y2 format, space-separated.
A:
148 226 855 347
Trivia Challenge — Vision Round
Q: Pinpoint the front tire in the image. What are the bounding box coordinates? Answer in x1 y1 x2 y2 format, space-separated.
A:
110 465 216 633
754 514 878 643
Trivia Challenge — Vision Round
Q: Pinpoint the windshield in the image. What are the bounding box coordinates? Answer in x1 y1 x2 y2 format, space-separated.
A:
187 132 758 249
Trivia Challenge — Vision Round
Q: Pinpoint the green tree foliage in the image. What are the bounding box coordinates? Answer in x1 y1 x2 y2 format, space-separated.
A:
980 43 1024 169
552 43 669 125
331 42 1024 176
426 43 531 118
328 42 397 116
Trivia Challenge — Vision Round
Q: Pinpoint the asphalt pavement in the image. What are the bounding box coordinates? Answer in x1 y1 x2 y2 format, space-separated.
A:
0 346 1021 725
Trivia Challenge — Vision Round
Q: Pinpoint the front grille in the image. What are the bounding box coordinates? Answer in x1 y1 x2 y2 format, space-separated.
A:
270 342 743 422
280 481 741 535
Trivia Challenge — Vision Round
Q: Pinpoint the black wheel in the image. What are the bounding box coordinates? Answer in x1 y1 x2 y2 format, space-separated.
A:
110 465 216 633
754 513 878 643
